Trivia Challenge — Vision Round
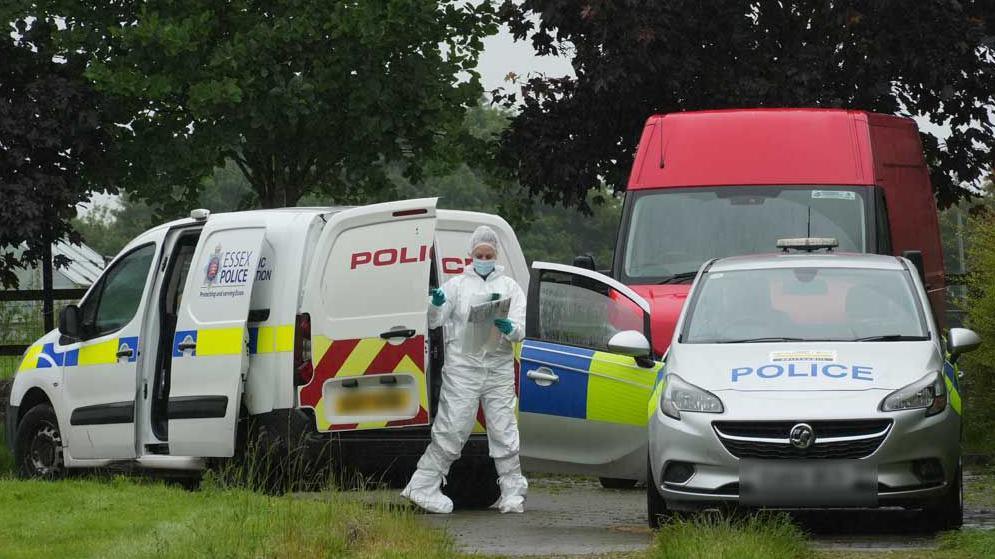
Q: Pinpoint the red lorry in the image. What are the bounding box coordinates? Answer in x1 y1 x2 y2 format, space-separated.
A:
608 108 945 356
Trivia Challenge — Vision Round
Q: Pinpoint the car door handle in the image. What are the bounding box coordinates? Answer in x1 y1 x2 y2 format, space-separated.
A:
116 349 134 358
380 328 415 340
527 368 559 385
177 341 197 351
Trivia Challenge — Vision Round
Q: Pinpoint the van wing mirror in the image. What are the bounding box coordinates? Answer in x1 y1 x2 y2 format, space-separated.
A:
902 250 926 284
573 254 596 271
947 328 981 363
59 304 82 340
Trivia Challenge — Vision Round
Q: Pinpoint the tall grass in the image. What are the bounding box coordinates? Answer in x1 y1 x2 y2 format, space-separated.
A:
0 425 12 475
651 513 810 559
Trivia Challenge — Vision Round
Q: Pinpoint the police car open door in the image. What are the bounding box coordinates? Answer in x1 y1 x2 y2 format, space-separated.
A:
166 215 266 457
519 262 660 479
298 198 437 432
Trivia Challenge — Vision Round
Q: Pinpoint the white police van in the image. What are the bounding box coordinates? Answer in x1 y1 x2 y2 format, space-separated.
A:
648 244 981 530
6 198 665 505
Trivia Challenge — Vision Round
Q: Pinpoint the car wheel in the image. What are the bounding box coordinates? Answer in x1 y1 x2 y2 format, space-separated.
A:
922 463 963 532
600 477 638 489
14 404 65 479
647 458 670 528
443 455 501 509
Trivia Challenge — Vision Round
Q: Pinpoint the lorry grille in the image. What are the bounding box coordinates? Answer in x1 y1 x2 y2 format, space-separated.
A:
712 419 892 460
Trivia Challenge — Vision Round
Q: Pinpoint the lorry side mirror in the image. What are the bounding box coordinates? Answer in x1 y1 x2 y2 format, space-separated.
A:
902 250 926 284
573 254 596 271
59 305 82 340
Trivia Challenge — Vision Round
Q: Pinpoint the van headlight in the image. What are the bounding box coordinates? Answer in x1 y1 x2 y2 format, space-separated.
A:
660 374 724 420
879 372 947 416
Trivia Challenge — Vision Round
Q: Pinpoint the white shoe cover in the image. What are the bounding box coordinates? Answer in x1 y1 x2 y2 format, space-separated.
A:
401 471 453 514
497 495 525 514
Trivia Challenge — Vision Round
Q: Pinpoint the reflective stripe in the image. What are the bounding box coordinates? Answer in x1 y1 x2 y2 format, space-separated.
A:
255 325 294 354
196 327 245 356
78 339 120 366
586 351 658 426
17 344 43 372
945 375 963 415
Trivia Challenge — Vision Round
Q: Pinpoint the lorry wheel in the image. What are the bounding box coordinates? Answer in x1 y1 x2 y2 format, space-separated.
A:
922 464 963 532
442 456 501 509
600 477 638 489
14 404 65 479
647 458 670 528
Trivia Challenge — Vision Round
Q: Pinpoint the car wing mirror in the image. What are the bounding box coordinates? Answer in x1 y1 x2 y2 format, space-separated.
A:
608 330 655 368
947 327 981 364
59 304 82 340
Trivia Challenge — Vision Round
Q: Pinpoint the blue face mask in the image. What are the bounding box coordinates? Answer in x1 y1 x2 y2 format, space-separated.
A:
473 259 496 276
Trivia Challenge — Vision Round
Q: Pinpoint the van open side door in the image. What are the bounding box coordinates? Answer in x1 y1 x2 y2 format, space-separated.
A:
299 198 437 432
166 215 267 457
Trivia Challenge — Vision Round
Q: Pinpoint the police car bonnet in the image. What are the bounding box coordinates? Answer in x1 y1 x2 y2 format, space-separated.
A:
668 342 942 392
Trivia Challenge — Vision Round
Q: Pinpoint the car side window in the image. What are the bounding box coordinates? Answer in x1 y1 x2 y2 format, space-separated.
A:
80 243 156 339
535 269 645 351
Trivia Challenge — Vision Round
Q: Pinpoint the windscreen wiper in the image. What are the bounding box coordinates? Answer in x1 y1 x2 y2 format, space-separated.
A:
853 334 930 342
657 271 698 284
720 337 808 343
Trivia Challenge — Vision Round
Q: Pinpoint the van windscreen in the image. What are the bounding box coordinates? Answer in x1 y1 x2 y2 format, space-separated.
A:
621 186 869 282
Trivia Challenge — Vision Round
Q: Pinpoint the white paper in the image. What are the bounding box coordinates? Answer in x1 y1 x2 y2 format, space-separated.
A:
462 294 511 354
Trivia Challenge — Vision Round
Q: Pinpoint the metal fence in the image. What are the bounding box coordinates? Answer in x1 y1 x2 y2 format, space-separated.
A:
0 289 86 375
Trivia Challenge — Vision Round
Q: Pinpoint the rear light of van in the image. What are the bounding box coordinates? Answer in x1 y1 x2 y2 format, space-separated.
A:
294 313 313 386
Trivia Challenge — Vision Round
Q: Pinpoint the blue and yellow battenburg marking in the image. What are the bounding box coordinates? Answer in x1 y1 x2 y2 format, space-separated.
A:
18 324 294 373
18 336 140 372
519 339 663 427
943 360 962 415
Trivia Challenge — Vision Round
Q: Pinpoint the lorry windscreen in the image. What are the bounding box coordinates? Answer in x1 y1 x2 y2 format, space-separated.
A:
680 267 929 344
620 186 869 283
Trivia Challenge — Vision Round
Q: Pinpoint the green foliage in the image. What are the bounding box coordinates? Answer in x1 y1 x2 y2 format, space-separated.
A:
961 206 995 454
49 0 497 210
0 13 112 287
651 513 810 559
0 477 458 558
937 528 995 559
499 1 995 210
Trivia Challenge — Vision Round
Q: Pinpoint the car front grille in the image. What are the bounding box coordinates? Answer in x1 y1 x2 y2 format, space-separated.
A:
712 419 892 460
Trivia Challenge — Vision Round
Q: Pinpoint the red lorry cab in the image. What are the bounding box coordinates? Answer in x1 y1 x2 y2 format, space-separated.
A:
613 109 945 355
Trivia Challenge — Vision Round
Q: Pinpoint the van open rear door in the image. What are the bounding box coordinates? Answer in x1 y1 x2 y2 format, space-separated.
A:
167 215 266 457
299 198 437 432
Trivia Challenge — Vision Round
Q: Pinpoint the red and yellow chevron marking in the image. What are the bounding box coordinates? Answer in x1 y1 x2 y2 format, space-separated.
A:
298 334 429 432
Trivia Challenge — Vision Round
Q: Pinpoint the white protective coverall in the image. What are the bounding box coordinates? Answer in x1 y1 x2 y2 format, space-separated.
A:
401 231 528 514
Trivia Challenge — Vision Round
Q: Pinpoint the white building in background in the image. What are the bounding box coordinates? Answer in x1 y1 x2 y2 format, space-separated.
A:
10 241 105 290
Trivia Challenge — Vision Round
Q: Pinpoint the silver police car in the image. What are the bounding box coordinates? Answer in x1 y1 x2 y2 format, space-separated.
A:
648 246 981 531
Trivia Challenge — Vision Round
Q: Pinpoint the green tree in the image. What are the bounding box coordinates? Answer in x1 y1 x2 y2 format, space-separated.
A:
50 0 497 210
961 198 995 453
498 1 995 211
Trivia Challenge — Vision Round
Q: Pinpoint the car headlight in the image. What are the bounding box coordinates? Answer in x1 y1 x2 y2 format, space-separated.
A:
880 372 947 416
660 373 724 420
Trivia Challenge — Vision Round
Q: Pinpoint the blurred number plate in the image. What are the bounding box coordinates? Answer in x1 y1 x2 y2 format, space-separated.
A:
333 388 410 415
740 459 876 507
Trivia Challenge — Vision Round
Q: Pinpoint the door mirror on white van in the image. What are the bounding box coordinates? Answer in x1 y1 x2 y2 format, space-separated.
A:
608 330 651 358
59 304 82 340
947 328 982 363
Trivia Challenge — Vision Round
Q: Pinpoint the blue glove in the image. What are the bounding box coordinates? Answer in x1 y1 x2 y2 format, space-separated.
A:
494 318 514 335
430 288 446 307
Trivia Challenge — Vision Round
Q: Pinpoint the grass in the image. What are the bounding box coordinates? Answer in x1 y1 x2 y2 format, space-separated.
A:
0 475 459 559
0 427 12 475
649 513 810 559
1 355 19 380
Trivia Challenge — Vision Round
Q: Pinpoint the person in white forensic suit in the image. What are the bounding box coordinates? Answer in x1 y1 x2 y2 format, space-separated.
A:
401 225 528 514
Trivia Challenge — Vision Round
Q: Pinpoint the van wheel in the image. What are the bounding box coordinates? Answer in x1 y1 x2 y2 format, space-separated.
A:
600 477 638 489
239 416 288 494
922 464 963 532
647 458 670 528
15 405 65 479
443 456 501 509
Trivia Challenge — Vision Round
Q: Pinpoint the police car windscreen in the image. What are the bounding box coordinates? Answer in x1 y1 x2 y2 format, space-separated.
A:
623 186 867 282
681 267 928 344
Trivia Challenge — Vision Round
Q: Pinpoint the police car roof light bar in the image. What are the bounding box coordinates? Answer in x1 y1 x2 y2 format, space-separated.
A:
777 237 839 253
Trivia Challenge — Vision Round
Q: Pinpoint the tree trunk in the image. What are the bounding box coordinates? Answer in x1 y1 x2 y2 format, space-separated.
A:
41 241 54 332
